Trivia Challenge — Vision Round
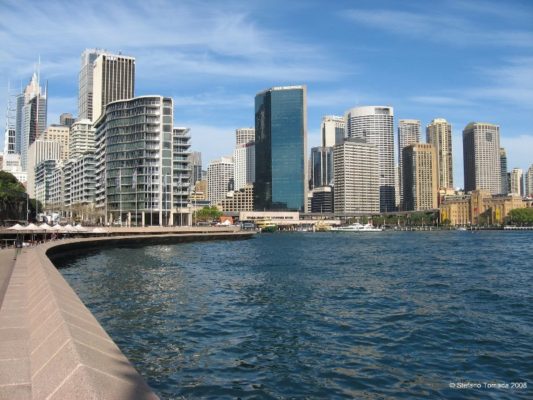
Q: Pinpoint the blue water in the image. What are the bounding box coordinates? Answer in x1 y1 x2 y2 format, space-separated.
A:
58 231 533 399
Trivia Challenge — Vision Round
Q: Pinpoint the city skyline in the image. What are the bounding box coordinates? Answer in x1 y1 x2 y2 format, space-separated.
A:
1 0 532 188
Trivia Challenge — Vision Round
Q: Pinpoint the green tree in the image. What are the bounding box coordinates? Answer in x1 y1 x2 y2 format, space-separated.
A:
0 171 41 223
506 208 533 226
193 206 222 223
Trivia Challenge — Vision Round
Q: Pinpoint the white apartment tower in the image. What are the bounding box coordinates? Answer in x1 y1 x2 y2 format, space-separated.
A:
345 106 395 212
463 122 501 194
525 164 533 197
207 156 234 205
426 118 453 189
509 168 523 196
69 119 96 159
333 138 379 213
397 119 420 208
234 128 255 191
91 52 135 122
321 115 345 147
236 128 255 145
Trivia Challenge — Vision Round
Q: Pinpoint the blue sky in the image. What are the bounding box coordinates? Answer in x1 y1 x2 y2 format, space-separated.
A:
1 0 532 187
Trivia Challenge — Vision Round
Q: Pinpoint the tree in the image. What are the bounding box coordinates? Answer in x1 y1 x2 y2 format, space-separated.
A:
193 206 222 223
506 208 533 226
0 171 41 223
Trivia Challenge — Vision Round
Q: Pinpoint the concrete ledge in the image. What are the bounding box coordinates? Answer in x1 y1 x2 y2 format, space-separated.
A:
0 231 254 399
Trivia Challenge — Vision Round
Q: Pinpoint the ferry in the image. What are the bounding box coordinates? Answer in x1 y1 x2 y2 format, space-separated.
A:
330 223 383 232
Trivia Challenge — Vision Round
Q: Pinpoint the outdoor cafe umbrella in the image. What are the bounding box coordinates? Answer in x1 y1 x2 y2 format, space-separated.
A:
8 223 24 230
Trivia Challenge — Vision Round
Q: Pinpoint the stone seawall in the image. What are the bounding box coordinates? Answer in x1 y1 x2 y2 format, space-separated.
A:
0 232 254 399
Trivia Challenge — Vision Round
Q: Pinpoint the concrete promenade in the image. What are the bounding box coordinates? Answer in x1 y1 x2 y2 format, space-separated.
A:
0 231 254 399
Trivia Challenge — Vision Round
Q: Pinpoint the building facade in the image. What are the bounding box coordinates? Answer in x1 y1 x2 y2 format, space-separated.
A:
207 156 234 205
219 184 254 212
398 119 420 207
188 151 202 188
79 49 107 121
463 122 501 195
42 125 70 161
426 118 453 190
310 146 333 189
345 106 395 212
59 113 76 127
94 96 188 226
91 52 135 122
64 154 96 220
500 148 508 195
172 127 191 224
236 128 255 146
509 168 523 196
27 140 61 198
402 143 438 211
333 138 379 214
254 86 307 211
69 119 95 159
310 186 334 213
234 141 255 191
321 115 345 147
34 160 59 209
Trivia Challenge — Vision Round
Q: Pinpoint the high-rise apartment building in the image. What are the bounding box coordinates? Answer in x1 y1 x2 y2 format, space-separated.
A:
321 115 345 147
95 96 189 226
333 138 379 213
509 168 523 196
42 125 69 161
402 143 438 211
91 52 135 122
463 122 501 194
234 141 255 191
18 73 47 171
500 148 508 194
27 140 61 198
525 164 533 197
345 106 395 212
398 119 420 208
254 86 307 211
236 128 255 145
426 118 453 190
172 127 192 221
310 146 333 189
64 154 96 214
207 156 234 205
69 119 95 159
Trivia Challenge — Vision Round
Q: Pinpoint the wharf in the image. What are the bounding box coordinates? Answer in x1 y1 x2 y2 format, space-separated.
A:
0 230 254 399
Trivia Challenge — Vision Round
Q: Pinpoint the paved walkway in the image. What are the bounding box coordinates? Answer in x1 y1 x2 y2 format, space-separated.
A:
0 248 16 308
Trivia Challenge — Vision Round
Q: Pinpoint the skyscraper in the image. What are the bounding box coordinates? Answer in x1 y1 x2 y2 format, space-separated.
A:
402 143 438 211
426 118 453 190
525 164 533 198
69 119 95 159
333 138 379 213
59 113 76 128
18 73 47 171
79 49 107 121
463 122 501 194
254 85 307 211
91 52 135 122
234 128 255 191
509 168 523 196
321 115 345 147
188 151 202 187
236 128 255 146
397 119 420 208
500 148 508 194
207 156 234 204
345 106 395 212
310 146 333 189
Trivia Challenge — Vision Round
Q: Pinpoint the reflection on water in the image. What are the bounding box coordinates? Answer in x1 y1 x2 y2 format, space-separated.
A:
59 232 533 399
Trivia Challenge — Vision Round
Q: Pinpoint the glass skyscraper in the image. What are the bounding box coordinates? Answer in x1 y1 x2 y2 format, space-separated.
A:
254 86 307 211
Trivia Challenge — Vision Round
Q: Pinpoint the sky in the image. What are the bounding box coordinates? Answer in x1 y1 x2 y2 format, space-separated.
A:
0 0 532 188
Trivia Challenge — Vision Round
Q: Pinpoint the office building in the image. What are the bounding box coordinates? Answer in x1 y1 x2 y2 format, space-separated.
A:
463 122 501 194
345 106 395 212
78 49 107 121
509 168 523 196
42 125 69 161
254 85 307 211
402 143 438 211
219 184 254 212
426 118 453 190
310 146 333 189
27 140 61 197
91 52 135 122
69 119 95 159
236 128 255 145
398 119 420 207
310 186 334 213
234 141 255 191
59 113 76 127
207 156 234 205
321 115 345 147
189 151 202 187
525 164 533 197
500 148 508 194
95 96 188 226
18 73 47 171
333 138 379 213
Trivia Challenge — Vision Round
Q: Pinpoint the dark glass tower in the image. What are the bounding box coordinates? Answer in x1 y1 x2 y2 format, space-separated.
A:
254 86 307 211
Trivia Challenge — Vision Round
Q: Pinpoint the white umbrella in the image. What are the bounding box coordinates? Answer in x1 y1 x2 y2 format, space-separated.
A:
39 223 54 231
8 223 24 230
91 227 107 233
24 223 41 231
64 224 76 232
74 224 87 232
51 224 65 232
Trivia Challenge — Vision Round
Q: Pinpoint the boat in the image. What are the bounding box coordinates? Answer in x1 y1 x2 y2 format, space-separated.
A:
457 227 467 231
256 220 278 233
330 223 383 232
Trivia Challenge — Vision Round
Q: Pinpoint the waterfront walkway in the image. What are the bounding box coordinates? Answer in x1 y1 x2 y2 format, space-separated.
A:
0 231 253 399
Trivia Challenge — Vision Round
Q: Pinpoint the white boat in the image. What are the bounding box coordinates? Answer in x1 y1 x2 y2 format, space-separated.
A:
330 223 383 232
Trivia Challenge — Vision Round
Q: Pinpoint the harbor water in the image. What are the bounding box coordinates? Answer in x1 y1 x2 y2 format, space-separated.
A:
57 231 533 399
